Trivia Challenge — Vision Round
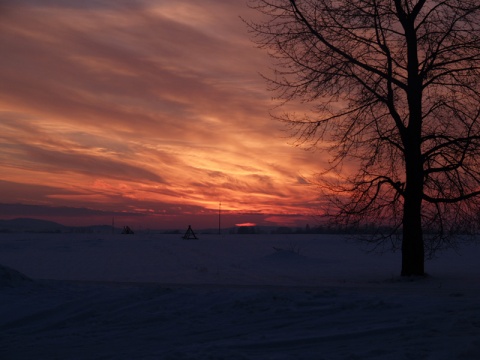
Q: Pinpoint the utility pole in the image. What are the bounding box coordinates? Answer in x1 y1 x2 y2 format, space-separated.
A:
218 202 221 235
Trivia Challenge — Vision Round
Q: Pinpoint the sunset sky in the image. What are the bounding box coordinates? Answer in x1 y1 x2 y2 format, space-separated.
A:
0 0 325 230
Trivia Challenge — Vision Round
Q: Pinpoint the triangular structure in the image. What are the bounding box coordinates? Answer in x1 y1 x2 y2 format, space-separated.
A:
121 225 134 234
182 225 198 240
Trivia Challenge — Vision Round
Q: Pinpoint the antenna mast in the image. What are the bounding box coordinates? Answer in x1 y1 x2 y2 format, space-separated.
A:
218 202 221 235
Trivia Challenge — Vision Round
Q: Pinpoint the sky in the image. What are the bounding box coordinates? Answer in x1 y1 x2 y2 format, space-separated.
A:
0 0 325 230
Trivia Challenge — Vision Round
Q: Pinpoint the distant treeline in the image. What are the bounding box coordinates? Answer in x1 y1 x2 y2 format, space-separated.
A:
0 218 404 235
232 223 398 235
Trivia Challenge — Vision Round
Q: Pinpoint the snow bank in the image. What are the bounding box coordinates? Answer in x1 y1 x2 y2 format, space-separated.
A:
0 263 32 287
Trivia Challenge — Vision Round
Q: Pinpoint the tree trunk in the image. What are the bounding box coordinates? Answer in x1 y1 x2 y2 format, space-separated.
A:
401 13 425 276
401 114 425 276
401 189 425 276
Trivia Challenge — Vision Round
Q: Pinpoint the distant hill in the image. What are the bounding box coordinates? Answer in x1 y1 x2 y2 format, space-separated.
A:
0 218 114 234
0 218 66 233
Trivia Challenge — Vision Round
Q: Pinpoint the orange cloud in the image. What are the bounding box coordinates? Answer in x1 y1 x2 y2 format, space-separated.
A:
0 0 326 229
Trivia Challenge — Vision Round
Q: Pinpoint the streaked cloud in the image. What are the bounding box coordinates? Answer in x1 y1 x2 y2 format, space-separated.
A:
0 0 323 229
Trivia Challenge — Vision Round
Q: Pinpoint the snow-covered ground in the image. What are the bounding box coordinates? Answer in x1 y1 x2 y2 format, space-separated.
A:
1 233 480 359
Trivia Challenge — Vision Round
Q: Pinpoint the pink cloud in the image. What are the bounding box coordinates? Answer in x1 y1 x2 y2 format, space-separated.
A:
0 0 325 228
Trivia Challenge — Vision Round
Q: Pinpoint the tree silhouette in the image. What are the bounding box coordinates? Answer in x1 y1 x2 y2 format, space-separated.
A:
247 0 480 275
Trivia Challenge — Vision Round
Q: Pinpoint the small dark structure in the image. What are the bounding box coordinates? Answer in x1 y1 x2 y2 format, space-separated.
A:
182 225 198 240
121 226 134 234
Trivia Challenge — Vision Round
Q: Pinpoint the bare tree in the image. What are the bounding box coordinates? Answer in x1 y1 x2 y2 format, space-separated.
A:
247 0 480 275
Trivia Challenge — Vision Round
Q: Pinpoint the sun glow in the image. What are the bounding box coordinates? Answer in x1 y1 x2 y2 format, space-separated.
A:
235 222 257 227
0 0 325 229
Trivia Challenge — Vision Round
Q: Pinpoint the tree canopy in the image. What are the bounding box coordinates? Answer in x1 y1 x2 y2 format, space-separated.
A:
247 0 480 275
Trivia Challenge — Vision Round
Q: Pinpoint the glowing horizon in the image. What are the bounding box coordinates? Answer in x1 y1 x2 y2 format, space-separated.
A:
0 0 326 229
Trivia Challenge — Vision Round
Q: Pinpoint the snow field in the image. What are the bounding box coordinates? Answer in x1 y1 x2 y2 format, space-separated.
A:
1 233 480 359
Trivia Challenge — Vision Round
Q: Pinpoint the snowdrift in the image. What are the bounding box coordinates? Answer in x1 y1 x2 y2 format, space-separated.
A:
0 264 31 287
